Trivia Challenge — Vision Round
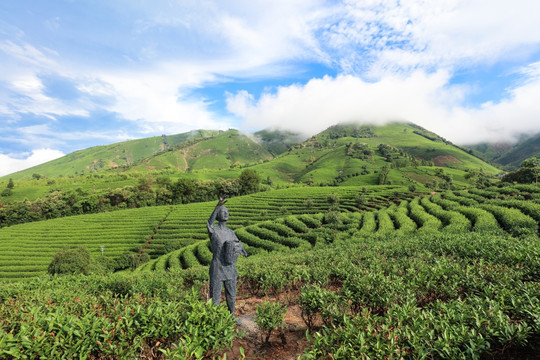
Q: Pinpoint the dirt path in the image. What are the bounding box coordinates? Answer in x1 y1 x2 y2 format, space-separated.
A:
181 151 189 171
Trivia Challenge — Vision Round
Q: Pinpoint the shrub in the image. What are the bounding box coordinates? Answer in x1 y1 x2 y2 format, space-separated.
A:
255 301 287 343
115 251 150 270
375 210 394 234
299 284 343 329
480 204 537 237
284 215 310 233
48 246 91 275
1 188 12 197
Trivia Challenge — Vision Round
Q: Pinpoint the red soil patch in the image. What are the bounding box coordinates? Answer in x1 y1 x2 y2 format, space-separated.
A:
431 155 462 167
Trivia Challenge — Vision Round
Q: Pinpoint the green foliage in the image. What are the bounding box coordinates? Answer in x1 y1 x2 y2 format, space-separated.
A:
48 246 91 275
0 189 12 197
115 251 150 271
421 196 471 233
321 123 376 139
346 142 374 159
255 301 287 343
479 204 537 237
1 183 540 359
0 277 236 359
299 284 343 329
375 209 394 234
284 215 310 233
408 197 442 232
377 166 390 185
238 168 261 194
387 202 417 233
325 192 340 206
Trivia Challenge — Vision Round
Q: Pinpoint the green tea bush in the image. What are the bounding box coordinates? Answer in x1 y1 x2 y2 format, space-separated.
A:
444 191 478 206
235 228 287 252
167 249 182 269
255 301 287 343
357 211 376 235
284 215 310 233
375 209 395 234
154 251 170 271
487 199 540 223
408 197 442 232
260 221 296 237
298 214 322 229
195 241 213 266
299 284 343 329
181 244 201 269
0 277 236 360
422 196 471 233
47 246 91 275
480 204 537 237
387 203 417 233
453 206 503 233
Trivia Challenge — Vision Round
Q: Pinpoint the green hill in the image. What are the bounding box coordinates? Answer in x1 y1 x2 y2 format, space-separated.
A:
3 122 499 183
247 122 500 187
469 132 540 170
493 133 540 169
4 129 221 180
129 129 273 172
0 122 502 208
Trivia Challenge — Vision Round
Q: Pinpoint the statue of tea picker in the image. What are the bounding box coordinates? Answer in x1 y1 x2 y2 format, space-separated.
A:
207 195 248 323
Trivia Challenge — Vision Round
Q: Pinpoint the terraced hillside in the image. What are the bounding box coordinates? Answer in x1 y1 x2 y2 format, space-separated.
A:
141 184 540 272
0 185 410 281
0 207 172 281
0 184 538 359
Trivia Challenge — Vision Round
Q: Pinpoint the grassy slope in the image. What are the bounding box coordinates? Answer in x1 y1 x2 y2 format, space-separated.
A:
2 130 220 181
0 122 501 203
248 122 500 187
130 130 273 172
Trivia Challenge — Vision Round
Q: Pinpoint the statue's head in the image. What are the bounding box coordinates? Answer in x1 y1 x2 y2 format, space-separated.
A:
216 206 229 222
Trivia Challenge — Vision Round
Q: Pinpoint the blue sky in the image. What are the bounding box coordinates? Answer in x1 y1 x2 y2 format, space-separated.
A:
1 0 540 176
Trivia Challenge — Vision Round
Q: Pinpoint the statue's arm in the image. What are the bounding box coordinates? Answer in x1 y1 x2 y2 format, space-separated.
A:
207 196 227 234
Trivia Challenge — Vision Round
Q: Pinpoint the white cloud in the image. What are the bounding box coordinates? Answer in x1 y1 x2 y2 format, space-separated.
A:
2 0 540 157
227 69 540 144
321 0 540 76
91 63 233 134
0 149 65 177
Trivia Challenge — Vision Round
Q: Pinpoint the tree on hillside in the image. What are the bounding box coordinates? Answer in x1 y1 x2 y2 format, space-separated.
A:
238 169 261 195
465 169 491 188
137 177 153 193
378 166 390 185
522 157 539 186
7 178 14 189
501 157 539 185
172 178 197 203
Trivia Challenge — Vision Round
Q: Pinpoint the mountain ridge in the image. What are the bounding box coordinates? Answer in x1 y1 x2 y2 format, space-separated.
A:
1 122 500 194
